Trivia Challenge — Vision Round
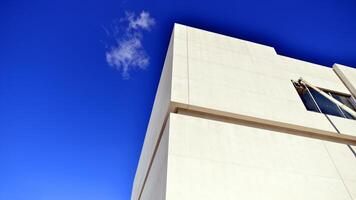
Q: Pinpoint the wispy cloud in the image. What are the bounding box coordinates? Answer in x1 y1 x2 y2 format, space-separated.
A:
105 11 155 79
127 11 155 30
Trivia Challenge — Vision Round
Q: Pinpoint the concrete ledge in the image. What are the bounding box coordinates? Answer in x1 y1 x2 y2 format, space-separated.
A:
176 106 356 146
333 64 356 97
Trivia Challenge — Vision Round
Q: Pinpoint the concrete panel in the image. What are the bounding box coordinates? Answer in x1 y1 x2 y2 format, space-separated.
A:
280 57 350 94
183 24 354 136
186 56 337 134
133 24 356 200
334 64 356 97
140 118 169 200
246 41 278 61
132 23 189 200
167 113 355 200
171 26 189 105
345 180 356 200
187 26 250 56
328 116 356 137
324 141 356 181
324 141 356 200
131 30 173 200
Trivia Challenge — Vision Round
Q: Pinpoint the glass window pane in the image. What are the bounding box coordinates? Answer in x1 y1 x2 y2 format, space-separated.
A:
308 88 344 117
331 94 356 120
294 83 320 113
293 82 356 120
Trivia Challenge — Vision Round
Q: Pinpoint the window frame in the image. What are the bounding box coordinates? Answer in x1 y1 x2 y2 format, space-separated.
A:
292 81 356 120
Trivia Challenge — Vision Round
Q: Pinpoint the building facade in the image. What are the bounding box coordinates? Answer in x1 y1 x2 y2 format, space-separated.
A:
132 24 356 200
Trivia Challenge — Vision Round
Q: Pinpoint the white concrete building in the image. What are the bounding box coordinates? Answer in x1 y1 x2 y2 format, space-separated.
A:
132 24 356 200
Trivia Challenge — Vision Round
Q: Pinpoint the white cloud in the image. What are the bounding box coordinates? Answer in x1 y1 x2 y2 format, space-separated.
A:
105 11 155 79
127 11 155 30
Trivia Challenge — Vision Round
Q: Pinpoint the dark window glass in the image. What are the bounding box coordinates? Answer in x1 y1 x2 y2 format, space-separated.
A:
308 88 344 117
293 83 319 112
293 81 356 120
331 94 356 120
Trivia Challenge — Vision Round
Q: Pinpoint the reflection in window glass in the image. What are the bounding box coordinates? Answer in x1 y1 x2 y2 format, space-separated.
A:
293 82 356 120
331 94 356 120
307 88 344 117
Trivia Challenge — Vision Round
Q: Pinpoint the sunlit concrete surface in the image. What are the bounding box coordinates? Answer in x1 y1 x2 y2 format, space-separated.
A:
132 24 356 200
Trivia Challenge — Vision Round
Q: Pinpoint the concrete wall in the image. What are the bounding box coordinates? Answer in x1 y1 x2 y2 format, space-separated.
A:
132 24 356 200
180 25 356 136
140 119 169 200
332 64 356 152
334 64 356 97
131 24 190 200
131 29 173 200
167 113 356 200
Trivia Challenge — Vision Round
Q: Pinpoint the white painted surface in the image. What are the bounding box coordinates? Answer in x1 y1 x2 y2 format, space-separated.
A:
334 64 356 97
132 24 190 200
167 113 356 200
131 30 173 200
184 25 354 135
132 24 356 200
140 119 169 200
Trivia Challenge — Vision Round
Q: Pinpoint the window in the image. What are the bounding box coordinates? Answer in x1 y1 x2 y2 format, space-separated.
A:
293 81 356 120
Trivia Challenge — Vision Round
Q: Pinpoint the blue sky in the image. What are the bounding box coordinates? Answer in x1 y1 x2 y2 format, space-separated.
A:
1 0 356 199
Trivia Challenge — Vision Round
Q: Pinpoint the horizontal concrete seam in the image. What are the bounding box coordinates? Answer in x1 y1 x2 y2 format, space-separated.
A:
174 107 356 146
